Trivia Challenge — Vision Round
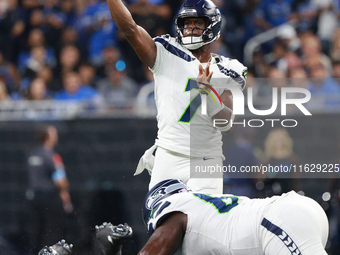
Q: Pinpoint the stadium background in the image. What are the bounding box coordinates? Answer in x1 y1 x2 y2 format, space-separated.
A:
1 0 340 254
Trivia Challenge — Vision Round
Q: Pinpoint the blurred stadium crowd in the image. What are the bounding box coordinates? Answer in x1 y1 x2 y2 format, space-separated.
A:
0 0 340 113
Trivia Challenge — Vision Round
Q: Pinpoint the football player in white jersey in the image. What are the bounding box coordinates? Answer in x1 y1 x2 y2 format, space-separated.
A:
96 179 329 255
107 0 247 193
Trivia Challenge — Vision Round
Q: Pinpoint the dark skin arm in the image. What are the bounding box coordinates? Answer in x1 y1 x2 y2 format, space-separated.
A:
106 0 156 68
138 212 187 255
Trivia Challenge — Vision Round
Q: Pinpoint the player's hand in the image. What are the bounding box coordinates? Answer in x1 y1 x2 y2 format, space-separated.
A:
197 62 214 94
96 222 133 255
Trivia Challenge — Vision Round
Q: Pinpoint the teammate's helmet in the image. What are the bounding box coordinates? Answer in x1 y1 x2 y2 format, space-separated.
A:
142 179 191 232
175 0 221 50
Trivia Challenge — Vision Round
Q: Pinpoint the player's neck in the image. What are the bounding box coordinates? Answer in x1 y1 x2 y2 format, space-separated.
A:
190 44 211 63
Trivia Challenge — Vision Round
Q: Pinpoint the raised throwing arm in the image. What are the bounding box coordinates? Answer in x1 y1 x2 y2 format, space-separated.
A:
106 0 157 68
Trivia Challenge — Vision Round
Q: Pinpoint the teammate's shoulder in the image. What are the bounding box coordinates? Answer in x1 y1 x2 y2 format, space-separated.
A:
170 192 194 201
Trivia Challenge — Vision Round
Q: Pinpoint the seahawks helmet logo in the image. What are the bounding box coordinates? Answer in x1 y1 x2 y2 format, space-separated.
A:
145 183 189 210
146 187 166 210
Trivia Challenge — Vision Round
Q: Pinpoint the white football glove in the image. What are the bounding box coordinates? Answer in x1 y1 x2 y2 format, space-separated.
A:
134 144 157 176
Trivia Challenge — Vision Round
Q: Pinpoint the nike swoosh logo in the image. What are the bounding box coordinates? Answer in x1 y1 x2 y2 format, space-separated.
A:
203 157 214 161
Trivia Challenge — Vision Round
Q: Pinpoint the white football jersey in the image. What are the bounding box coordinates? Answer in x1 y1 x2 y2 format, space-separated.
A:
151 35 247 158
147 192 279 255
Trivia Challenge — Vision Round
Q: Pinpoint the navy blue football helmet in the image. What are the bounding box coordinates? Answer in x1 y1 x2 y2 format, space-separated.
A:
175 0 221 50
142 179 191 234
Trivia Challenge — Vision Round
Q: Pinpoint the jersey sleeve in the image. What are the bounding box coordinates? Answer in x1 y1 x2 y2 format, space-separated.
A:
150 34 172 75
147 198 176 234
147 194 188 235
216 58 248 95
228 59 248 91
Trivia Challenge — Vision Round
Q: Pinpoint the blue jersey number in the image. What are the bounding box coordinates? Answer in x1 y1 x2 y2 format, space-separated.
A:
193 193 239 213
178 78 217 123
178 79 201 123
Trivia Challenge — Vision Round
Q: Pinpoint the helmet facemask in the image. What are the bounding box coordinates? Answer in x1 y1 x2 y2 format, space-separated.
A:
177 17 207 50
